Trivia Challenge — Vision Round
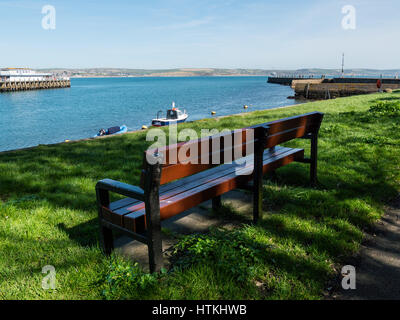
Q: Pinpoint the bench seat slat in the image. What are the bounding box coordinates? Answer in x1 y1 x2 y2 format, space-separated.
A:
108 146 293 220
109 197 140 211
109 144 284 212
123 147 304 230
116 146 292 214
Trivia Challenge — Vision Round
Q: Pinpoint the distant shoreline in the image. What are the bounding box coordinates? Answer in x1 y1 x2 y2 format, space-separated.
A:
71 74 267 79
37 67 400 79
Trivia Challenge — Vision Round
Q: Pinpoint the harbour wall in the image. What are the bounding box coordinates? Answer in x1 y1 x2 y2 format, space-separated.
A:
269 76 400 99
0 79 71 92
294 83 400 99
269 76 400 87
331 78 400 84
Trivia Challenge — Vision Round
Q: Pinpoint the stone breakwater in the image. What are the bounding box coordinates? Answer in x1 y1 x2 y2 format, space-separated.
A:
0 79 71 92
293 80 400 99
268 77 400 99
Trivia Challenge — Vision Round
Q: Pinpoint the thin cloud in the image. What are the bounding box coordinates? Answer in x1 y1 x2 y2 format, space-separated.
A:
152 17 214 30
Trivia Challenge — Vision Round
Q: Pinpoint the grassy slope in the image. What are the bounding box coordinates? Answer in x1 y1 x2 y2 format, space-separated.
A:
0 92 399 299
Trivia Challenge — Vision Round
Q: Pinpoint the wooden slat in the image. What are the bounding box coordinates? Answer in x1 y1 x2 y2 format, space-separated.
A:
159 139 257 185
101 219 149 244
146 129 252 165
250 112 323 135
261 148 303 175
265 124 317 148
248 112 324 148
147 128 251 164
109 197 139 211
101 206 116 224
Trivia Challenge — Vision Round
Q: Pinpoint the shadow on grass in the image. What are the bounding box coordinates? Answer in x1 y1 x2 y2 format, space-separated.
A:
168 222 332 298
0 134 148 207
57 219 99 247
218 190 363 258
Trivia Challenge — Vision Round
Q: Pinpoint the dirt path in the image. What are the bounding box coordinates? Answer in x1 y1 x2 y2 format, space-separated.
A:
331 195 400 300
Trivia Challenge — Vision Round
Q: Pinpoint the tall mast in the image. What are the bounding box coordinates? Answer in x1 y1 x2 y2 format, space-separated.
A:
341 53 345 78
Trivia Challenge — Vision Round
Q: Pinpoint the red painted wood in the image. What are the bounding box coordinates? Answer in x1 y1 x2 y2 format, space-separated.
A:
123 148 303 229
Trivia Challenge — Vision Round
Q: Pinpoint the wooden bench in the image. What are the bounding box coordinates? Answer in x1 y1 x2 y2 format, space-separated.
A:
95 111 324 272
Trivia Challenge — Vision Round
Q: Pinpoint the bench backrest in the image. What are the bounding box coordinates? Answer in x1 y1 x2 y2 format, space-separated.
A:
141 111 323 187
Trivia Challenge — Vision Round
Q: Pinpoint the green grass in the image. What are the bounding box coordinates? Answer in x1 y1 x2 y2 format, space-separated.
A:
1 92 400 300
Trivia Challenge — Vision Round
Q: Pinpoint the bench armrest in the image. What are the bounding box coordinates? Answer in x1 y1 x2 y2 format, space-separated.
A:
96 179 145 201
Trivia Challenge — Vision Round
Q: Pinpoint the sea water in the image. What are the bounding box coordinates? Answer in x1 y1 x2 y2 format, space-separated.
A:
0 76 297 152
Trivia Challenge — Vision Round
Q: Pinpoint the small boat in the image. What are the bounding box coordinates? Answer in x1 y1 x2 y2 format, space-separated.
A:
94 125 127 138
151 102 188 127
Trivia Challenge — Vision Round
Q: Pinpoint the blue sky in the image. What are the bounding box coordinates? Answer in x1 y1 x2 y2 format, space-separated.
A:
0 0 399 69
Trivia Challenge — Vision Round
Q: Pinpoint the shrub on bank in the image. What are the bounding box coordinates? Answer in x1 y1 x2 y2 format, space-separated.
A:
102 257 167 300
369 100 400 116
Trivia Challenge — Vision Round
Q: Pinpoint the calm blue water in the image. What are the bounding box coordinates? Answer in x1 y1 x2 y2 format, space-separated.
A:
0 77 297 152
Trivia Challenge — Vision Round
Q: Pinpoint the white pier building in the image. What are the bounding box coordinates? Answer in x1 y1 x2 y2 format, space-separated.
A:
0 68 69 82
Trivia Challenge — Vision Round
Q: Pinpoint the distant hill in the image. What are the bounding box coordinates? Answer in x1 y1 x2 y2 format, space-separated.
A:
36 68 400 78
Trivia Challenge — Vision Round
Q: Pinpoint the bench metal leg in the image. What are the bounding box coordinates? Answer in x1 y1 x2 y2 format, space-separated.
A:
96 187 114 255
100 225 114 255
310 133 318 187
253 174 263 224
212 196 222 212
147 195 163 273
144 158 164 273
148 232 163 274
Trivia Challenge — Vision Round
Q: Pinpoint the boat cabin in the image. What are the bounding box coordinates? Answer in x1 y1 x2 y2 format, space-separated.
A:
167 109 185 120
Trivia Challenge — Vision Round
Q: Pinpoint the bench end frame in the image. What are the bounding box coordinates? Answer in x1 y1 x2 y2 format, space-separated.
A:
253 125 270 224
143 153 164 273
